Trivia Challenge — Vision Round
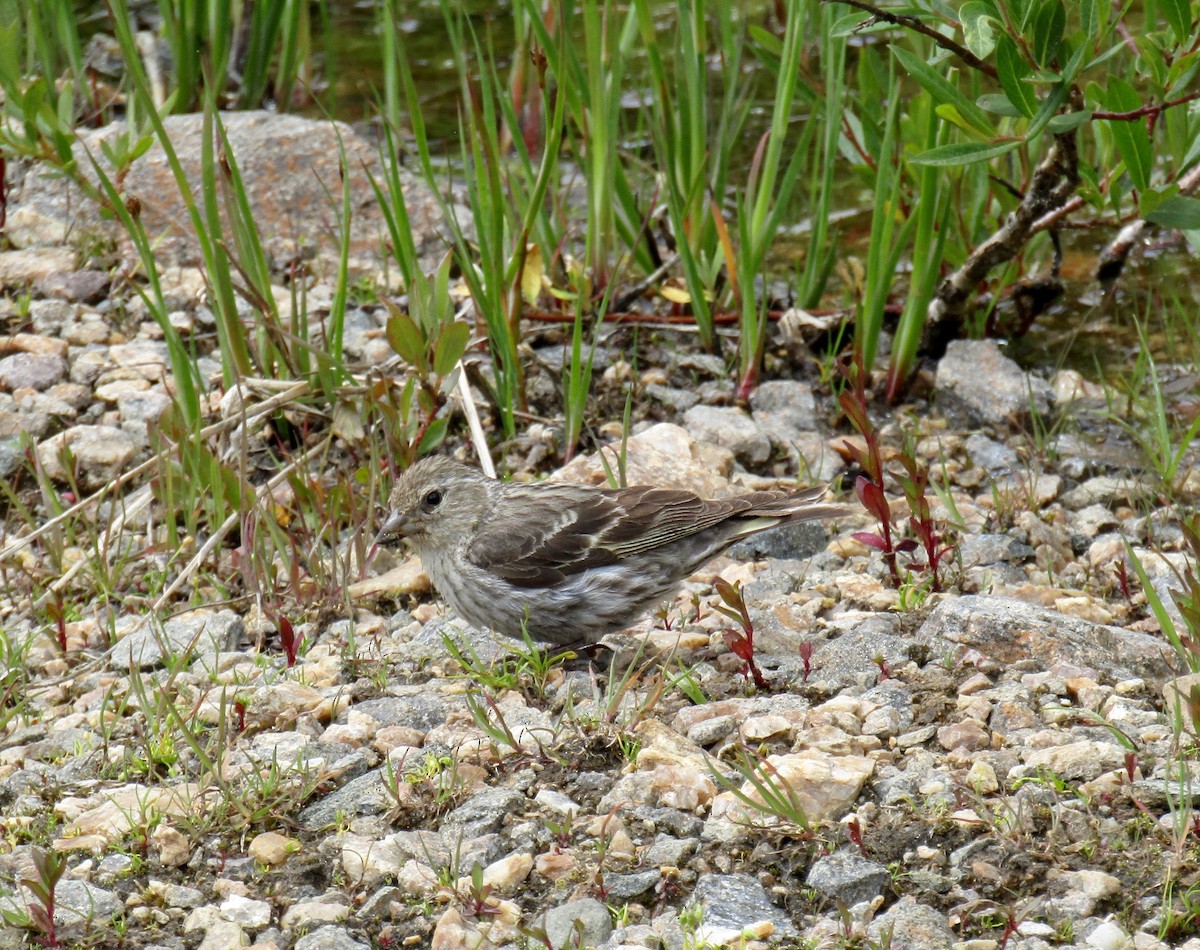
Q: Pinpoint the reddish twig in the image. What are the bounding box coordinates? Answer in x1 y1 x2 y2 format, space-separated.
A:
1093 91 1200 122
823 0 997 79
522 305 890 327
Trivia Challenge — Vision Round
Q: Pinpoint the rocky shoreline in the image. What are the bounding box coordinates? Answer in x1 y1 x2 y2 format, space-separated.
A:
2 114 1200 950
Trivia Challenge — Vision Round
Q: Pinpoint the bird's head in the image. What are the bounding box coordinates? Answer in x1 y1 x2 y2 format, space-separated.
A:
375 456 493 551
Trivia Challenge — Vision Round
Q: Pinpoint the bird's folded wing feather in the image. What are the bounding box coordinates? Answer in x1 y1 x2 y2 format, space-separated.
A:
465 484 754 587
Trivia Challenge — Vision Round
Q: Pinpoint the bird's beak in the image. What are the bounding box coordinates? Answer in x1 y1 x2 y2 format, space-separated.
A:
374 510 412 547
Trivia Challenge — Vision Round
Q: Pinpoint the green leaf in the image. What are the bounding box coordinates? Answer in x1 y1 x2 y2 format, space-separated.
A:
1080 0 1099 35
1167 49 1200 99
1139 187 1170 218
960 2 999 59
397 376 416 424
1046 109 1092 133
1025 79 1069 139
1137 34 1169 87
431 255 453 332
386 312 427 370
977 93 1026 117
1181 127 1200 175
1079 0 1105 38
1057 35 1088 86
24 77 48 118
1011 0 1035 30
416 385 436 416
892 46 993 136
418 416 449 453
0 22 19 87
55 82 75 133
1160 0 1193 44
50 129 74 165
1077 158 1100 193
996 35 1037 118
1146 196 1200 230
1082 27 1125 67
748 23 783 57
1031 0 1065 67
910 140 1021 166
432 320 470 377
1102 77 1152 191
933 103 987 137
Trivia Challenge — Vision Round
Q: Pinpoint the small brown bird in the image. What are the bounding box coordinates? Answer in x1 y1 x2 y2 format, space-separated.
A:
375 456 850 645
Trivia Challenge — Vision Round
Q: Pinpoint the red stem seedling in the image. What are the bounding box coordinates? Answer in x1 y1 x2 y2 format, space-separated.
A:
45 594 67 653
277 615 300 667
840 356 957 591
851 476 902 587
21 848 66 948
846 816 866 855
1115 558 1132 603
894 455 956 592
798 640 815 682
714 578 767 689
838 359 903 586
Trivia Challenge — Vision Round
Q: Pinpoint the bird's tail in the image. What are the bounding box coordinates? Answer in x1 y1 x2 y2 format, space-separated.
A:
734 486 856 535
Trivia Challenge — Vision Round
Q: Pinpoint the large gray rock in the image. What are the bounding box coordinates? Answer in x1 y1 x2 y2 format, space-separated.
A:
806 849 890 907
0 437 24 479
553 422 735 497
440 788 526 840
686 872 798 941
964 433 1018 475
350 688 450 732
915 594 1174 681
293 927 370 950
0 247 77 289
750 379 818 444
34 268 110 303
682 404 771 466
36 423 136 490
752 379 842 479
6 111 447 279
0 352 67 391
51 880 121 930
935 339 1051 428
109 609 243 669
867 896 955 949
299 771 406 830
958 533 1035 567
807 613 907 691
727 520 829 561
540 898 613 950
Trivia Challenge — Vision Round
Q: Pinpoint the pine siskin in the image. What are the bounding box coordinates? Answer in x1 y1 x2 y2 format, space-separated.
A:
375 456 852 645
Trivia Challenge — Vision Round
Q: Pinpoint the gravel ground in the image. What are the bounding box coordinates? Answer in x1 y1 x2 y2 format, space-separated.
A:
2 116 1200 950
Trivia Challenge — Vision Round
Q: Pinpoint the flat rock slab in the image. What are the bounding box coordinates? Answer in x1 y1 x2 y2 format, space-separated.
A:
916 594 1174 682
7 111 447 279
553 422 735 497
36 423 135 490
109 609 243 669
688 872 798 942
0 247 78 288
935 338 1052 428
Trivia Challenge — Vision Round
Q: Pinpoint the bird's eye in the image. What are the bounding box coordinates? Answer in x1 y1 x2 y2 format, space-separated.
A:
423 489 443 508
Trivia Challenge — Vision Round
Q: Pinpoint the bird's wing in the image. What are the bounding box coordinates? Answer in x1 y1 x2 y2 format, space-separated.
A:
464 483 748 588
595 487 752 556
597 485 846 554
